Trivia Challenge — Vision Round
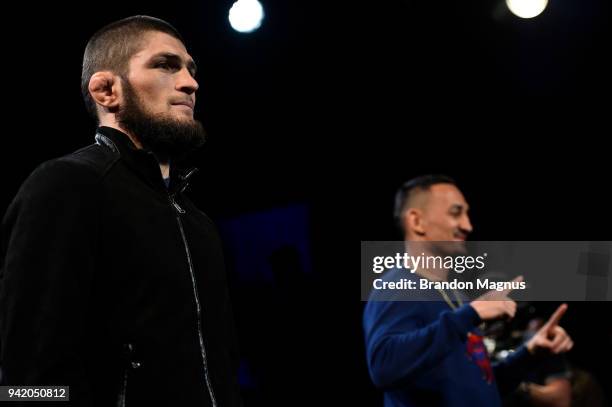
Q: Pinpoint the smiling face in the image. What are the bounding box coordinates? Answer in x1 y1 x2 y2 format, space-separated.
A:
404 183 473 242
419 183 473 241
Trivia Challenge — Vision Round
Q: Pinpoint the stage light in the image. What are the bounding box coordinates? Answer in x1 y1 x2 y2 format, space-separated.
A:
506 0 548 19
229 0 265 33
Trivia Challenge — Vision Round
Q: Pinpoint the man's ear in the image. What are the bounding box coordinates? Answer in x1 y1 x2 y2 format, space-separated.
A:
405 208 426 237
88 72 122 113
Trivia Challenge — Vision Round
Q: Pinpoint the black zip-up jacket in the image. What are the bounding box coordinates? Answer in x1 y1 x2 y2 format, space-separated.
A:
0 126 242 406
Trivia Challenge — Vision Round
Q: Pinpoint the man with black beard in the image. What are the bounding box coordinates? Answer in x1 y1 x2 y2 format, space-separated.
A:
0 16 242 406
117 73 206 167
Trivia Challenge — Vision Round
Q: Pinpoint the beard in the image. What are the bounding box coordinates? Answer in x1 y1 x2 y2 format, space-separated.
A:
116 78 206 164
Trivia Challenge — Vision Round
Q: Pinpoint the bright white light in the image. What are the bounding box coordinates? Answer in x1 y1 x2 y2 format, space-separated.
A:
229 0 265 33
506 0 548 19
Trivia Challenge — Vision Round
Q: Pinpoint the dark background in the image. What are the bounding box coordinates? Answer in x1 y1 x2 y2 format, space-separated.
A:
2 0 611 405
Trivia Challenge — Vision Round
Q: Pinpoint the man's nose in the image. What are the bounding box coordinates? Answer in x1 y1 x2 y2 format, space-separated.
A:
460 214 473 234
176 68 199 94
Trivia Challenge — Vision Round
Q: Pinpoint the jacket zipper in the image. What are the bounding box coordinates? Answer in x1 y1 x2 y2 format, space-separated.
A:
117 367 127 407
94 136 213 405
117 343 134 407
169 193 217 407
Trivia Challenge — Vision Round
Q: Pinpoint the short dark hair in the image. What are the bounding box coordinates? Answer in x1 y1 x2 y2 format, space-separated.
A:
81 15 184 121
393 174 457 231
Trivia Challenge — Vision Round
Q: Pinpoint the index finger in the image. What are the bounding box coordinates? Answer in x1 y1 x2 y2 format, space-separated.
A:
544 303 568 329
501 275 524 296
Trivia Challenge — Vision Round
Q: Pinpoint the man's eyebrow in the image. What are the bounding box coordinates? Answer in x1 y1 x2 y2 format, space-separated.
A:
449 203 467 212
150 52 197 74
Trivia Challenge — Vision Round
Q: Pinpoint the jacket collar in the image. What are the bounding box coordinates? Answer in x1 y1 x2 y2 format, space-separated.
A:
94 126 198 195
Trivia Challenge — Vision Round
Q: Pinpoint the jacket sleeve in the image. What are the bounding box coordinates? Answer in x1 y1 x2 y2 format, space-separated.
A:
0 159 99 405
363 301 481 389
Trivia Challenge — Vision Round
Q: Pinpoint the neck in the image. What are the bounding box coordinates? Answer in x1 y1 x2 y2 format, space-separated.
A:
99 121 168 179
415 267 449 282
98 118 143 149
404 240 450 281
159 162 170 179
